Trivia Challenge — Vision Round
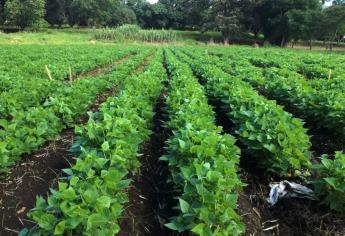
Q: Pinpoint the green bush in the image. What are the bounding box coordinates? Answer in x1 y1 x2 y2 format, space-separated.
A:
313 152 345 212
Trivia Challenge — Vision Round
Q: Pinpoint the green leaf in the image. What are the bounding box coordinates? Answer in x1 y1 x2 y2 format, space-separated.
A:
60 187 76 201
18 228 29 236
165 222 185 232
35 213 56 231
70 176 79 186
178 139 186 149
83 188 99 204
54 220 66 235
191 223 205 235
101 141 110 152
96 196 112 209
324 177 337 189
321 159 333 169
86 214 107 231
62 168 73 176
179 198 190 213
66 217 82 229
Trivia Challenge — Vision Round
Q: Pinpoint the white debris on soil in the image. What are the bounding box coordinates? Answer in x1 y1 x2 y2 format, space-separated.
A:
267 180 316 206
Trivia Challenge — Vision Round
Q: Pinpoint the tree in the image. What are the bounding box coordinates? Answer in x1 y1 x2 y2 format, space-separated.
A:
257 0 322 46
126 0 152 27
205 0 243 40
127 0 177 29
0 0 6 24
155 0 209 29
320 5 345 48
45 0 67 26
4 0 46 29
331 0 345 5
67 0 135 27
287 9 321 49
241 0 264 37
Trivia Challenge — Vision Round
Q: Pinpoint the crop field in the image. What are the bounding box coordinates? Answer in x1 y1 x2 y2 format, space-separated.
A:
0 43 345 236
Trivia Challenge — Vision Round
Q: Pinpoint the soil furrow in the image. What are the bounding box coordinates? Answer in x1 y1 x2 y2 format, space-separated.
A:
72 53 134 80
118 93 177 236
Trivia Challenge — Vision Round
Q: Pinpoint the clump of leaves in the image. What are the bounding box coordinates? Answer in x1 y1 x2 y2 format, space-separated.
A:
313 152 345 212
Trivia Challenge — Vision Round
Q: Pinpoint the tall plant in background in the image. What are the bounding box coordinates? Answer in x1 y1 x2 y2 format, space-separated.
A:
4 0 46 29
94 24 178 42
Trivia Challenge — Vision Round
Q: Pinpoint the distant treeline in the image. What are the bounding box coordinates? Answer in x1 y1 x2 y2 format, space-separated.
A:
0 0 344 45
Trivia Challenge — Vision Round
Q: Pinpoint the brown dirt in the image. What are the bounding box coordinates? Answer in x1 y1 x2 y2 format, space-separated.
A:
118 93 182 236
0 129 74 235
69 53 133 81
242 172 345 236
309 130 345 157
131 53 154 76
237 191 264 236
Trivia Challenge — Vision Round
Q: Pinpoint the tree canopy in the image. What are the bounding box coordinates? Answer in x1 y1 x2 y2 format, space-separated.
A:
0 0 344 46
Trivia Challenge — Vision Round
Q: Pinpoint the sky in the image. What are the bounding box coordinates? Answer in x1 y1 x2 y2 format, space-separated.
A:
147 0 158 3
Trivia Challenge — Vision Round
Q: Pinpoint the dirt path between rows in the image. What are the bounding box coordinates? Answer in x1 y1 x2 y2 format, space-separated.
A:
118 93 179 236
72 53 134 80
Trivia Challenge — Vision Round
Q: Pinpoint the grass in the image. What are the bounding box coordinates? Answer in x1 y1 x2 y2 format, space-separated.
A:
0 28 344 54
0 29 94 44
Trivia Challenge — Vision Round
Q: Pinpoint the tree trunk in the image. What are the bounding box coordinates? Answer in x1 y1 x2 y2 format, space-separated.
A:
280 35 285 48
224 37 229 45
309 39 312 50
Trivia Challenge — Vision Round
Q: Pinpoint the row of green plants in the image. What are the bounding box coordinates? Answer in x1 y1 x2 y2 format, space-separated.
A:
176 48 312 178
163 49 244 235
0 45 133 90
308 76 345 93
209 48 345 140
21 50 167 235
0 46 136 120
239 49 345 94
210 46 345 97
209 46 345 80
0 49 152 173
94 24 178 43
196 47 345 213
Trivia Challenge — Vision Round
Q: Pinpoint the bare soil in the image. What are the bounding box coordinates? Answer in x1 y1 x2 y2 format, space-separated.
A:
70 53 133 81
0 129 74 235
118 94 181 236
